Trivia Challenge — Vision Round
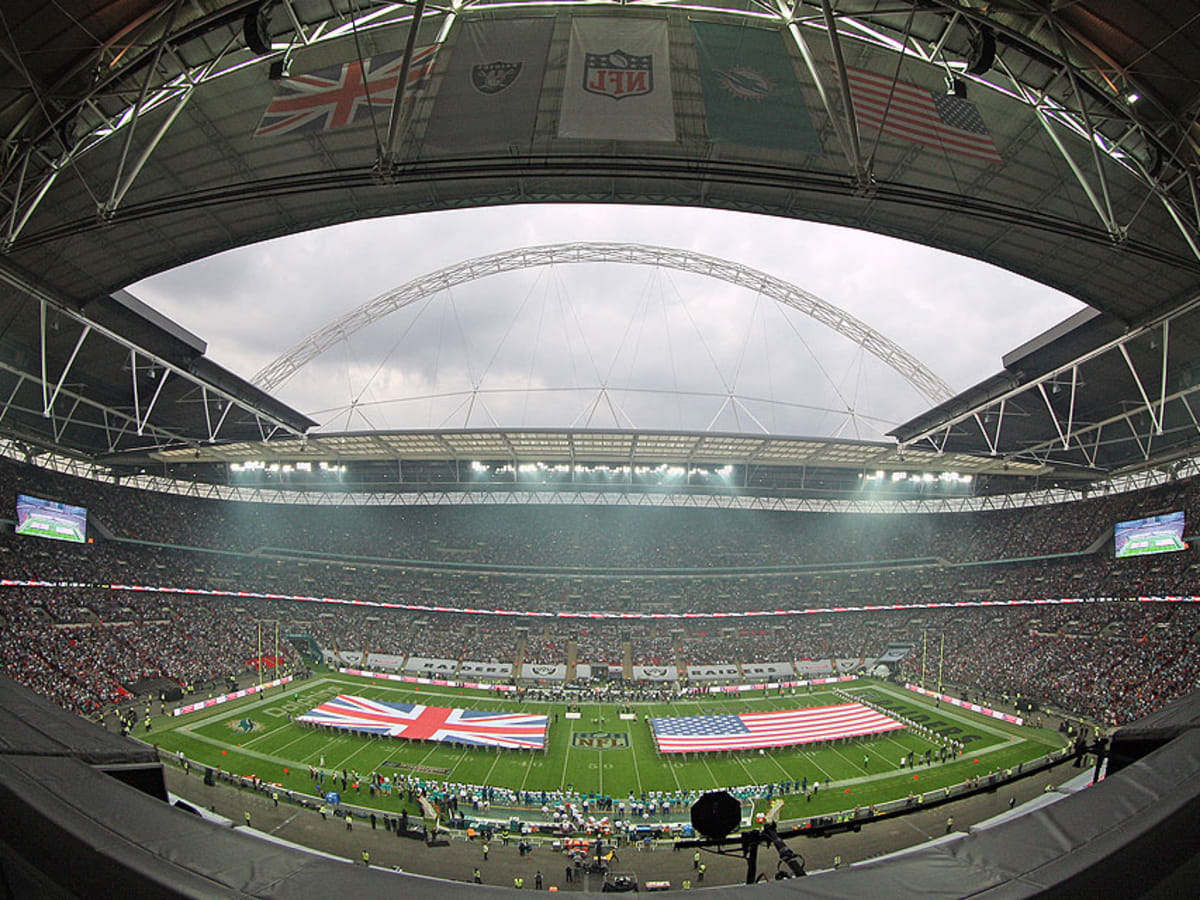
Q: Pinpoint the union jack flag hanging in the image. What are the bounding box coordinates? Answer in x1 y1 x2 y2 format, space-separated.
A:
296 694 548 749
254 46 438 138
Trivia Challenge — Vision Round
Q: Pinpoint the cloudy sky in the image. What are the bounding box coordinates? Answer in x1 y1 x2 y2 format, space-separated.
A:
132 203 1083 439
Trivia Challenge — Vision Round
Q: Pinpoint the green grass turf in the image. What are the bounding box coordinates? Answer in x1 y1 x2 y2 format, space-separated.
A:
147 674 1067 823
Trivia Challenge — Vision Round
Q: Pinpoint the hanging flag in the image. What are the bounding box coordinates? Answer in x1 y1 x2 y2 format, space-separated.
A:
649 702 903 753
254 46 438 138
691 22 820 154
558 17 675 141
844 66 1003 164
424 19 553 153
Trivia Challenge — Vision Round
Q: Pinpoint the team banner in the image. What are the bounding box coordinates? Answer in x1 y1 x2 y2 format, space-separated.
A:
690 22 821 153
558 17 675 141
459 661 514 678
298 694 548 749
703 675 854 694
794 659 834 675
172 676 293 716
650 702 903 753
403 657 457 675
339 667 517 691
633 665 678 682
687 663 741 682
741 662 796 679
904 684 1024 726
255 47 438 138
521 663 567 681
424 18 553 152
365 652 405 670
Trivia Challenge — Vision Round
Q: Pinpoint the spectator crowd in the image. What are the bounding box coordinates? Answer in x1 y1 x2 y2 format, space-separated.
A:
1 456 1198 726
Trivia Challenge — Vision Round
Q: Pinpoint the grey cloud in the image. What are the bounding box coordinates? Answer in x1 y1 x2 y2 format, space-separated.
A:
133 204 1083 437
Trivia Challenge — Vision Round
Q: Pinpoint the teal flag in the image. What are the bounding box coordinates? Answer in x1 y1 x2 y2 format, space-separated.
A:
691 22 821 153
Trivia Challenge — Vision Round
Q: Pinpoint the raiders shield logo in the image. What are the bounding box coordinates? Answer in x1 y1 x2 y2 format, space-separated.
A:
472 61 522 95
583 49 653 100
572 731 630 750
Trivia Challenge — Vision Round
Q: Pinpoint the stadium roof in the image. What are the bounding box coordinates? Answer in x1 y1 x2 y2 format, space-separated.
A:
147 427 1044 475
1 1 1199 483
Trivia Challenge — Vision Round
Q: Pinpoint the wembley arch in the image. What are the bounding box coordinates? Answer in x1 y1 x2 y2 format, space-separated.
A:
252 242 956 414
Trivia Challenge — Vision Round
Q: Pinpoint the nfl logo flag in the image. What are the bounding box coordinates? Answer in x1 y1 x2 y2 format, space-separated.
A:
844 66 1003 164
583 49 654 100
255 46 438 138
558 17 675 141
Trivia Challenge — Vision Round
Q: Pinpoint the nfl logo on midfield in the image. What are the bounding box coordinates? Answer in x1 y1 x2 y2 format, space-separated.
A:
572 731 631 750
583 50 653 99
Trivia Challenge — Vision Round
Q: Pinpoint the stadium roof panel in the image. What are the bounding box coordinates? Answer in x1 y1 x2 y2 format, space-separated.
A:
144 427 1046 476
1 1 1198 484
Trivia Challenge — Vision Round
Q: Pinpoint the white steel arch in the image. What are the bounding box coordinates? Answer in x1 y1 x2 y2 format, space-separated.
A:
253 242 955 406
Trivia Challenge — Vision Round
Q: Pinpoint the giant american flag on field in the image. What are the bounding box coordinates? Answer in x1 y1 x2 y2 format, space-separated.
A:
650 702 903 753
254 46 438 137
297 694 548 749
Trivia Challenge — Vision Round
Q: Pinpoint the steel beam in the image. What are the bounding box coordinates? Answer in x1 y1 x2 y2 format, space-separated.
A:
103 0 185 219
381 0 429 167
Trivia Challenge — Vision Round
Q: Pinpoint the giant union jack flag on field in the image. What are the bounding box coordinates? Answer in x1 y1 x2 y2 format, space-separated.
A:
254 46 438 137
650 702 903 753
297 694 548 749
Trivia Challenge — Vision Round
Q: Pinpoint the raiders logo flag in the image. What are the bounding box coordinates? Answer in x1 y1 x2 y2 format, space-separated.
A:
423 18 553 153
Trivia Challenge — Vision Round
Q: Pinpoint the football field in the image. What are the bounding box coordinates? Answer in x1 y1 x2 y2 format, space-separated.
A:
148 672 1066 824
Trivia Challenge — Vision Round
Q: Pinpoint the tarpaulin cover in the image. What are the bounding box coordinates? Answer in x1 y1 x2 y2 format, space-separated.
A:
0 676 158 766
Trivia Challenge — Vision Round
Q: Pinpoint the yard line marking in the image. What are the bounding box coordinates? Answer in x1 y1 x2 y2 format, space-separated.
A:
269 811 300 834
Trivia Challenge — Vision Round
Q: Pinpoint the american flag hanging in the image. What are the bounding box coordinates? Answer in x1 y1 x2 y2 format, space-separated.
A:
254 46 438 138
844 67 1003 164
650 702 903 753
296 694 548 749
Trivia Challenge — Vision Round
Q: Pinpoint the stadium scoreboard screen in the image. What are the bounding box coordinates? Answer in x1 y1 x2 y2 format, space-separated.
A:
15 494 87 543
1114 511 1186 558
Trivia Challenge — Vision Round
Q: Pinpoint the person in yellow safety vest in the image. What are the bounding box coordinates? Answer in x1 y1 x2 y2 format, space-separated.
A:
243 811 251 828
514 876 525 889
682 880 691 890
946 816 954 833
361 849 370 866
833 855 842 869
693 851 700 869
697 863 706 882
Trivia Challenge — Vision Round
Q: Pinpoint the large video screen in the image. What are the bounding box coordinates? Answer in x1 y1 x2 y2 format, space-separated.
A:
15 494 87 543
1114 510 1186 558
